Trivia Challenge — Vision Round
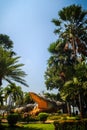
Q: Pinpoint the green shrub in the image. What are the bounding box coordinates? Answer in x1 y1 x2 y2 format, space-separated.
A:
65 115 80 121
57 110 62 114
53 120 87 130
29 116 39 122
7 113 20 126
38 112 48 122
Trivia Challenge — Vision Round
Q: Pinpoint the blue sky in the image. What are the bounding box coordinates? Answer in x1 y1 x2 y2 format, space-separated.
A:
0 0 87 93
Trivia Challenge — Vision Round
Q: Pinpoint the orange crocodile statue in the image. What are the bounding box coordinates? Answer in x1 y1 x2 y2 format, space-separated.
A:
12 92 65 115
29 92 64 115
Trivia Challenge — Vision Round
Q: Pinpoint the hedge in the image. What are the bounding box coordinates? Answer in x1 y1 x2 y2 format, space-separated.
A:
53 119 87 130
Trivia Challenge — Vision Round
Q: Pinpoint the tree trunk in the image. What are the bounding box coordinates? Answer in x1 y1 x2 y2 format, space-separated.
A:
67 102 71 116
62 103 68 113
79 93 84 118
0 78 2 87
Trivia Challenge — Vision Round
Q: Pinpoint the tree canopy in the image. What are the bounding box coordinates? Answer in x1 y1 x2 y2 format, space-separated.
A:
45 4 87 117
0 34 29 87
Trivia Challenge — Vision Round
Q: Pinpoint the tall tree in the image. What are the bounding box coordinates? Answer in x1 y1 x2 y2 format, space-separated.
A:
0 34 16 56
0 34 29 88
52 4 87 57
4 83 24 108
45 4 87 117
0 47 29 87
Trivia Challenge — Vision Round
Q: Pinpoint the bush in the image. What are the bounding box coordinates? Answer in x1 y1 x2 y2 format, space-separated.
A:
7 113 20 126
29 116 39 122
38 112 48 122
53 120 87 130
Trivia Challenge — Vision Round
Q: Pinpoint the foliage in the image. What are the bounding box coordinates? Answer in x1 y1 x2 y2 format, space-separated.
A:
22 113 30 123
7 113 20 126
23 92 34 105
48 113 80 121
0 46 29 87
42 92 61 101
0 34 14 54
4 83 24 108
0 34 29 88
45 4 87 117
21 114 39 123
53 120 87 130
38 112 49 122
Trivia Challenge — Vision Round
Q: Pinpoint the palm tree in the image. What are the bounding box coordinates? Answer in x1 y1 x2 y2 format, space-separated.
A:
4 83 24 108
52 4 87 59
45 4 87 117
0 47 29 87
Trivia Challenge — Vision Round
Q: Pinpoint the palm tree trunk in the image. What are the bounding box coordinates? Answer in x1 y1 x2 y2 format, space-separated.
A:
67 102 71 115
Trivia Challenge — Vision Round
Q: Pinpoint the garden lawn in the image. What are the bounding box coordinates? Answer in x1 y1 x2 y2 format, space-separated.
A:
1 123 54 130
24 123 54 130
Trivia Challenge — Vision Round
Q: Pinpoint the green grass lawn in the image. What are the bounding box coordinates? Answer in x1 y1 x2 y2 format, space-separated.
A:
24 123 54 130
1 123 54 130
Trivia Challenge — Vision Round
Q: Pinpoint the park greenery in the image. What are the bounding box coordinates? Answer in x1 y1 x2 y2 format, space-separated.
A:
0 34 30 110
45 4 87 118
0 4 87 130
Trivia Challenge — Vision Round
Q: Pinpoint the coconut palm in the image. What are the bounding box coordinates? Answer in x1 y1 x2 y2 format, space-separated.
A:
0 47 29 87
4 83 24 108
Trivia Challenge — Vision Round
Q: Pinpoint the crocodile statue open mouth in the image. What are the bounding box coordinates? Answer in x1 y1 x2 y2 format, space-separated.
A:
29 92 64 115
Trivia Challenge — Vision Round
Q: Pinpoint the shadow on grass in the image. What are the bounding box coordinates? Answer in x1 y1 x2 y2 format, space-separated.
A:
0 125 42 130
